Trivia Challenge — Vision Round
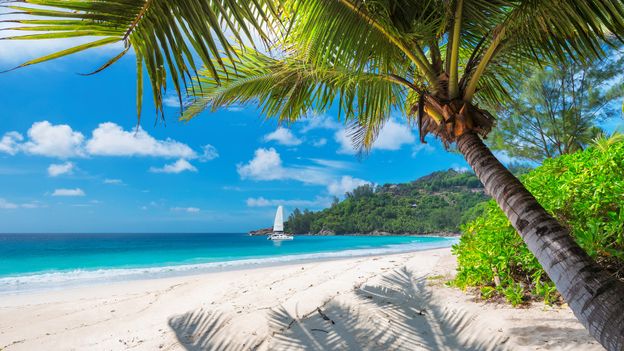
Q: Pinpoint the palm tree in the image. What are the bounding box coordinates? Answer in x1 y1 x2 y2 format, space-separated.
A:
4 1 624 349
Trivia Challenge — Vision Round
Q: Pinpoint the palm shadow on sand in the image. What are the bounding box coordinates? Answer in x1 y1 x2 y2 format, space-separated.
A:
169 267 510 350
168 310 264 351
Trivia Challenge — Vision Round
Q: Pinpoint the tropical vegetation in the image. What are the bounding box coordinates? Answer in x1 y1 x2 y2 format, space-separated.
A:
453 137 624 306
285 169 487 234
488 55 624 162
5 0 624 348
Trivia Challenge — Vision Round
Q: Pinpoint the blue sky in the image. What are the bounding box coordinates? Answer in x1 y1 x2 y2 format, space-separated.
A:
0 40 473 233
0 38 620 233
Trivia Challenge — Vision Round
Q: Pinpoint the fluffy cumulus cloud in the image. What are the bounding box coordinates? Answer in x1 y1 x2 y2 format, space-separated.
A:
149 159 197 174
0 121 220 177
237 148 335 185
237 148 284 181
374 119 416 150
47 162 74 177
238 148 369 197
0 121 217 163
263 127 302 146
52 188 85 197
246 196 333 208
327 176 371 197
0 132 23 155
86 123 196 158
23 121 85 158
336 119 415 154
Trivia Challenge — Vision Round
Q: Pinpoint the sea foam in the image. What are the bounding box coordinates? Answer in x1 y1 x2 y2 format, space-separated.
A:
0 238 456 294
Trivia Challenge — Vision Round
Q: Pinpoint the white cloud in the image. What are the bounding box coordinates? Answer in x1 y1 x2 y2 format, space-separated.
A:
336 120 416 154
451 164 470 173
150 159 197 174
227 105 244 112
1 122 219 168
171 207 200 213
23 121 85 158
238 148 334 185
0 28 126 66
52 188 85 197
327 176 371 197
263 127 302 146
374 120 416 150
411 143 435 157
300 114 342 133
335 129 358 155
47 162 74 177
312 138 327 147
246 196 333 208
0 8 128 65
163 94 182 108
199 144 219 162
0 132 23 155
237 148 285 181
309 158 352 170
0 198 42 209
0 198 18 209
103 178 123 185
492 150 525 165
86 123 195 159
238 148 369 197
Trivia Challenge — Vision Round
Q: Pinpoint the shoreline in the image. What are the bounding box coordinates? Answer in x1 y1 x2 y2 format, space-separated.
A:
249 230 462 237
0 238 458 296
0 247 602 350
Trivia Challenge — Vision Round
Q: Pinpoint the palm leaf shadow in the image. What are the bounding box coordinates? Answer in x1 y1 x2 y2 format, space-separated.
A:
266 267 510 350
168 309 263 351
168 267 510 350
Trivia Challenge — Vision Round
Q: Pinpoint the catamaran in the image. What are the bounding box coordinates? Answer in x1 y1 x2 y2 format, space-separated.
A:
267 205 293 240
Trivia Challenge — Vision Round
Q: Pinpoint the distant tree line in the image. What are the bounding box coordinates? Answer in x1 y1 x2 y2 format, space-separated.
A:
284 169 490 234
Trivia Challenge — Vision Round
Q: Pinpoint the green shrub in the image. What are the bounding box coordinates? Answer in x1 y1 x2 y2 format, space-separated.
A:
452 140 624 306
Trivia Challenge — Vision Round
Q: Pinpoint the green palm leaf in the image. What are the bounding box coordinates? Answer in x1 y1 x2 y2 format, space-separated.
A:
183 47 411 151
1 0 281 119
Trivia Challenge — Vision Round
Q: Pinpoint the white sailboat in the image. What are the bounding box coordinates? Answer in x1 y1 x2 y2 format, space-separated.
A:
268 206 293 240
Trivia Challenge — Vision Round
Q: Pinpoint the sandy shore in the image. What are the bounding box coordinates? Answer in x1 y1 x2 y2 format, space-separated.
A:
0 248 602 350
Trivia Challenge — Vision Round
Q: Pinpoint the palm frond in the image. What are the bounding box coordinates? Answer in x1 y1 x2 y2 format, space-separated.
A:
183 47 411 151
1 0 282 119
284 0 444 91
462 0 624 101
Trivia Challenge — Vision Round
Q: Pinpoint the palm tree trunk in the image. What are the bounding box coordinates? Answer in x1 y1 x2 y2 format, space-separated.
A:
456 131 624 351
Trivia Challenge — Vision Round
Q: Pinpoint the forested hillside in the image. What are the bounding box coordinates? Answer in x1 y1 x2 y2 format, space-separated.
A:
284 169 489 235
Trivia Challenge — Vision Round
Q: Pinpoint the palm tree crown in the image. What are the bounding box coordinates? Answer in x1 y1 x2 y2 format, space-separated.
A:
180 0 624 150
4 1 624 349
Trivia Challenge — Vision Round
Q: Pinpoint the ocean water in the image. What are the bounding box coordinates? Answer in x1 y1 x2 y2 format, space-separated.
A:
0 233 456 293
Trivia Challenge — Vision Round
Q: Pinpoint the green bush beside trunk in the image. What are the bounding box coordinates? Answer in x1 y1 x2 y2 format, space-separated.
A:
452 140 624 306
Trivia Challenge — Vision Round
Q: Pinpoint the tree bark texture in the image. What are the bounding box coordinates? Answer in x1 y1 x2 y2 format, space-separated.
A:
457 131 624 351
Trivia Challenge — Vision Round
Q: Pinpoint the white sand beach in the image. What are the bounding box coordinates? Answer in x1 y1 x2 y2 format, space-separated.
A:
0 248 602 350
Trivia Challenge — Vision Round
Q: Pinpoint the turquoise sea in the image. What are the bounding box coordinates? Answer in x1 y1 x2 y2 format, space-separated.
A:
0 233 456 293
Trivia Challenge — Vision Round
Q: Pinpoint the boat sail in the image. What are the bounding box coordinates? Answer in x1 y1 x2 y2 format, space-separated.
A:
273 205 284 232
268 206 293 241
